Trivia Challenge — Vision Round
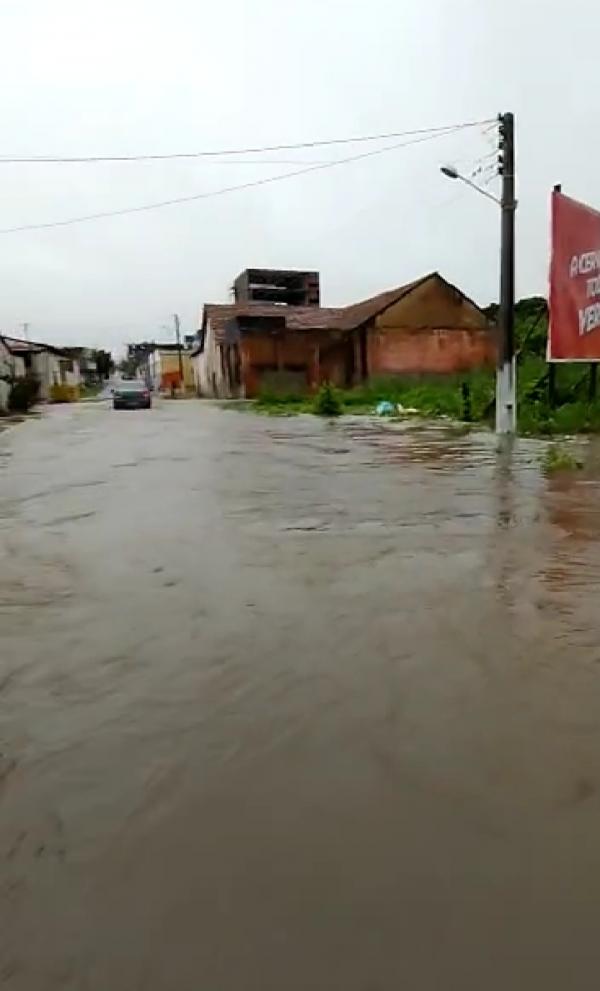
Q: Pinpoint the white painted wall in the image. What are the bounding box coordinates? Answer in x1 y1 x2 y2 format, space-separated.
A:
147 350 161 391
0 339 24 410
192 321 224 397
0 338 10 411
31 351 58 399
62 359 81 388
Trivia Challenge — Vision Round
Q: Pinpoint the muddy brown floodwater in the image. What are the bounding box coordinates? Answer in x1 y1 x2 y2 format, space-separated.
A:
2 401 600 989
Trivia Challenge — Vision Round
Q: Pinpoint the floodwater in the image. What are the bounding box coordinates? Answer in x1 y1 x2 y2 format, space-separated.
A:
2 401 600 990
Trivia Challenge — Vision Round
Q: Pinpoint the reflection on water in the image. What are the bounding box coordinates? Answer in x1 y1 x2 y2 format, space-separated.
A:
2 405 600 990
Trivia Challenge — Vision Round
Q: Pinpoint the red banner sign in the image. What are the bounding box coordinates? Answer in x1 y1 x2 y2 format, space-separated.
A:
549 190 600 361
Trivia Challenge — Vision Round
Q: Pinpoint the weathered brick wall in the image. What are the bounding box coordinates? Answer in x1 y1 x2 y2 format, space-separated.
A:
368 327 496 376
368 276 496 375
242 334 321 396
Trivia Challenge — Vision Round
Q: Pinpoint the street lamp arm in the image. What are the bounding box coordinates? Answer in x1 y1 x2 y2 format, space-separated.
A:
458 174 501 205
440 165 501 205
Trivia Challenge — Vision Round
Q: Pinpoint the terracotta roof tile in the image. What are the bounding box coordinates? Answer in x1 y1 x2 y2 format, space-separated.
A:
200 272 490 345
202 275 433 343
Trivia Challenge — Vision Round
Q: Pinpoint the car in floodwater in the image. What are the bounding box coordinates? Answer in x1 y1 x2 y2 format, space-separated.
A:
112 381 152 410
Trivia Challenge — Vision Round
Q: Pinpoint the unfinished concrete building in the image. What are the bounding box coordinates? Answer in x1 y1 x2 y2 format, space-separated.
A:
233 268 320 308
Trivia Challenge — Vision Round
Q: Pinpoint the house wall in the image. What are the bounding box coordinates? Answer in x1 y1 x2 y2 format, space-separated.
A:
28 351 60 399
366 277 496 377
192 322 224 397
0 340 25 383
63 359 81 388
192 329 352 399
368 327 495 376
150 350 194 392
0 339 13 411
240 332 345 397
192 340 218 396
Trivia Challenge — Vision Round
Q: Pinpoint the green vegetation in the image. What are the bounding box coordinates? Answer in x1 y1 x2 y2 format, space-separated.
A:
312 382 343 416
253 374 494 421
251 298 600 436
8 375 40 413
254 391 312 415
93 349 114 380
339 372 494 419
541 443 583 473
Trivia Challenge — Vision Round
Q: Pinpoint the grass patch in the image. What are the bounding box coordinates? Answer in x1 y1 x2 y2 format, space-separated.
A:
254 391 313 415
541 443 583 473
253 372 494 421
250 358 600 437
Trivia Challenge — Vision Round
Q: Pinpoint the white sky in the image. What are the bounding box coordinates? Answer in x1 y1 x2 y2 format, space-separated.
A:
0 0 595 353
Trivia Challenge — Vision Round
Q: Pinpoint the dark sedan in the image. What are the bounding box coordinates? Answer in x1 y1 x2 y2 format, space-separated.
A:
112 382 152 410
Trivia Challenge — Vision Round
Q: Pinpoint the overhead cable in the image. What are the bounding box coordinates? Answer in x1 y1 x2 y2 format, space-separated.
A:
0 119 495 164
0 125 483 234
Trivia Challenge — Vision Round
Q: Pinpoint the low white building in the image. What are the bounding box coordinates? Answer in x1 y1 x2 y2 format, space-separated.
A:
0 335 80 408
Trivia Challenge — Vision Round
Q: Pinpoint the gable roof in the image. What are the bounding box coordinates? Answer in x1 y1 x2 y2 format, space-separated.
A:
199 272 491 346
336 274 432 330
0 335 68 357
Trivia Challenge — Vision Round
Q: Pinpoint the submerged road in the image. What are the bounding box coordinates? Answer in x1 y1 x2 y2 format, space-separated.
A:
2 401 600 989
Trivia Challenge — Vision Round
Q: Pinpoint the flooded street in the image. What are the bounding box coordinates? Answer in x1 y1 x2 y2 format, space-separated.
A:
2 401 600 989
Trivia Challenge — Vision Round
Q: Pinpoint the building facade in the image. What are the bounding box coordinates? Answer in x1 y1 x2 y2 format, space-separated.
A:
191 272 496 399
146 345 195 393
0 335 80 406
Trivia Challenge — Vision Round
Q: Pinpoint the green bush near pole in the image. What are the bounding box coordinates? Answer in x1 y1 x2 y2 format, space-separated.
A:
312 382 343 416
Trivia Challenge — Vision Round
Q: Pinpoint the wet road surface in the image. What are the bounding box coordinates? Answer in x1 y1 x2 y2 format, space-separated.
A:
2 401 600 989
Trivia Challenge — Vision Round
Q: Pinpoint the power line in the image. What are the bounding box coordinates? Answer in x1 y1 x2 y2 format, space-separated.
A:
0 125 483 235
0 119 494 164
0 129 462 234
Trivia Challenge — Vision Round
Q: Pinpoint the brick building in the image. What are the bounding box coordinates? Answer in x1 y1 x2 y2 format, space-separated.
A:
191 271 496 399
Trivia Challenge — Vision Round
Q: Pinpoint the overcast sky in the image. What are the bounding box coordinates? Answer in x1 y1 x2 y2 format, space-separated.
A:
0 0 595 352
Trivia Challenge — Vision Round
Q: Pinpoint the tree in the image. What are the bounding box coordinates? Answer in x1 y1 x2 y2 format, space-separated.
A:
485 296 549 358
94 349 114 380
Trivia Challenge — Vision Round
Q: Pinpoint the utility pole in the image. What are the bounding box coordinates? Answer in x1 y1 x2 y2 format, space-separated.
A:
496 112 517 434
174 313 184 391
21 322 29 340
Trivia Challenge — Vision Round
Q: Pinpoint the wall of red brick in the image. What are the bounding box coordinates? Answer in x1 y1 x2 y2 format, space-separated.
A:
368 327 496 376
241 334 317 397
240 332 354 396
366 276 496 376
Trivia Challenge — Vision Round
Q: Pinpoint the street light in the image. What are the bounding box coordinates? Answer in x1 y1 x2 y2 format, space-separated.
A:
440 165 501 205
440 115 516 436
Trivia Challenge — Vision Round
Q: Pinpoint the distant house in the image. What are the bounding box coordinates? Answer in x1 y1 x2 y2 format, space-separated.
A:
145 344 195 393
61 347 97 386
191 271 496 399
0 335 80 404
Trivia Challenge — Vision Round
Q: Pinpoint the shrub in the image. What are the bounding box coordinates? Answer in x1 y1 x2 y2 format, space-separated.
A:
8 375 40 413
541 443 583 473
312 382 343 416
50 383 79 403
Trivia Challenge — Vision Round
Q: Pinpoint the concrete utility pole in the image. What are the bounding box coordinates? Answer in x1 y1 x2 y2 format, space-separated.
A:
174 313 184 389
496 112 517 434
